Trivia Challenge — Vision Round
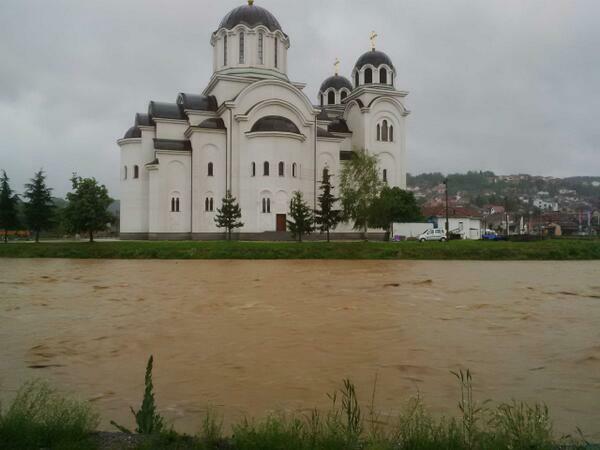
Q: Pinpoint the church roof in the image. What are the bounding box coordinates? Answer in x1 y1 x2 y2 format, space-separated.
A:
354 49 395 71
148 101 186 121
135 113 154 127
198 118 226 129
328 118 351 134
316 127 337 138
251 115 300 134
153 139 192 151
177 93 218 112
123 126 141 139
217 3 283 33
319 75 353 93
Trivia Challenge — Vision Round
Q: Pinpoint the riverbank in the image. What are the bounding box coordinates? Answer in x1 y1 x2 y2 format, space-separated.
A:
0 238 599 260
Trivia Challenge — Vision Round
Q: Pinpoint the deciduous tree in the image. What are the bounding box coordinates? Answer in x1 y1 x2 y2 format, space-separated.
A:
369 186 422 240
63 175 112 242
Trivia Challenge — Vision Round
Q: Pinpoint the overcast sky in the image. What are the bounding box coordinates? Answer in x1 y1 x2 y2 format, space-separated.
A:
1 0 599 197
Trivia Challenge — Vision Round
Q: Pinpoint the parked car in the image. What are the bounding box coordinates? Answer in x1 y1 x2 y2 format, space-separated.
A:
418 228 447 242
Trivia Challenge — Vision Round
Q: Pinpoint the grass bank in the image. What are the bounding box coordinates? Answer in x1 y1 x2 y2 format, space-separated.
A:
0 238 599 260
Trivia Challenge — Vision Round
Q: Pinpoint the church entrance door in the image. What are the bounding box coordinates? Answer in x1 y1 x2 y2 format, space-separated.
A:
276 214 287 232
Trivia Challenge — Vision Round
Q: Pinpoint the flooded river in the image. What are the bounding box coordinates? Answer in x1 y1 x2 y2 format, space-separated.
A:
1 259 599 438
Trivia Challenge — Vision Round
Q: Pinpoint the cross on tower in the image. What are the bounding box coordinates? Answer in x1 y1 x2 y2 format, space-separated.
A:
334 58 340 75
369 31 378 50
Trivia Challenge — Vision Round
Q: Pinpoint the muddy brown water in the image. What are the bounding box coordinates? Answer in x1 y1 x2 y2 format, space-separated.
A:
1 259 599 438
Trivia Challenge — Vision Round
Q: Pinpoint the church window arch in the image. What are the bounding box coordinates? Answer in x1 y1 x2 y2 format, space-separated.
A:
292 162 297 178
278 161 285 177
383 169 388 183
223 35 228 66
251 162 256 177
320 94 324 106
263 161 270 176
171 196 181 212
133 165 139 179
389 125 394 142
205 197 214 212
376 124 381 141
258 33 264 64
379 67 387 84
123 166 127 180
262 197 271 213
327 91 335 105
208 162 214 177
355 71 359 87
322 167 328 181
341 90 348 101
382 120 389 142
364 68 373 84
239 32 245 64
274 37 278 68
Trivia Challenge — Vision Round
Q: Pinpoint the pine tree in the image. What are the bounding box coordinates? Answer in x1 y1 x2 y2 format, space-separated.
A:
0 170 20 243
23 169 55 243
287 191 313 242
63 175 113 242
315 168 342 242
214 190 244 240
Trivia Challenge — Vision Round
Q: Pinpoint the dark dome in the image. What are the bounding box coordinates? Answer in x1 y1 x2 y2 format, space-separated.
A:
123 126 141 139
319 75 353 93
218 3 282 33
354 49 395 71
251 116 300 134
177 93 218 112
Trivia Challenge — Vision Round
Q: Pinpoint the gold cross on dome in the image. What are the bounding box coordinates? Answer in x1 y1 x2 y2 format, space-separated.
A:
370 31 378 50
334 58 340 75
248 0 254 5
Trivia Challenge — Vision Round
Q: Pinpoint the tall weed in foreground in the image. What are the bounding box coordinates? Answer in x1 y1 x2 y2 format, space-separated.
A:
0 380 99 450
111 355 165 435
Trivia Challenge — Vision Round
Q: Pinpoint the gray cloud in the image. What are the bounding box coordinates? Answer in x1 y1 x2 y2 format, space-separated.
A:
1 0 598 197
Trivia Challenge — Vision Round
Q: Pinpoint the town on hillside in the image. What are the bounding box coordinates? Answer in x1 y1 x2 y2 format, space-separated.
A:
407 171 600 238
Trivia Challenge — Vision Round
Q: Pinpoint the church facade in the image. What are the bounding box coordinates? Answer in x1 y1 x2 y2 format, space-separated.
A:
117 0 410 240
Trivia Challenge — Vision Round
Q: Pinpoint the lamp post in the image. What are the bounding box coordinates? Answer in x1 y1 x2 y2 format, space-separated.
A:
443 178 449 234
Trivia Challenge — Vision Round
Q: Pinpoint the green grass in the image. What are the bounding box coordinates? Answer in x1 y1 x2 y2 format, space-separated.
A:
0 238 599 260
0 380 99 450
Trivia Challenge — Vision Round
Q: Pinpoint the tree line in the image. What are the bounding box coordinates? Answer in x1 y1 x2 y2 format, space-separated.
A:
1 150 421 243
0 170 112 243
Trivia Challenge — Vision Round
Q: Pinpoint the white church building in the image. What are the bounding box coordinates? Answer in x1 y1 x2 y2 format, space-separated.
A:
117 0 410 240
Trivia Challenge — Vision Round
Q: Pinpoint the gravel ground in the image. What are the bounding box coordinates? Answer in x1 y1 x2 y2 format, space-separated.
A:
90 432 147 449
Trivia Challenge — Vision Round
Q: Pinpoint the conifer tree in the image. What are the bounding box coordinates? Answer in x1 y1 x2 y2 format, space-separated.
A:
214 190 244 240
287 191 313 242
0 170 20 243
315 167 342 242
63 175 112 242
23 169 55 243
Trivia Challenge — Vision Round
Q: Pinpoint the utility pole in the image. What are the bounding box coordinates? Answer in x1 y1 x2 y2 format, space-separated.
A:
444 178 449 234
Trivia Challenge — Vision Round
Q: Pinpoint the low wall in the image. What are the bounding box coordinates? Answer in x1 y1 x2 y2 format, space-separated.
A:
120 232 387 242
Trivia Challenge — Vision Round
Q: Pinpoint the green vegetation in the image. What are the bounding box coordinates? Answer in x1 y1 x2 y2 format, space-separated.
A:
287 191 314 242
0 238 599 260
23 169 56 243
369 186 422 240
0 380 99 450
315 168 342 242
214 191 244 240
0 170 20 243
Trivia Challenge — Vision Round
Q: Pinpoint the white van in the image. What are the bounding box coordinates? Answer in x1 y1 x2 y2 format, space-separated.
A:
418 228 447 242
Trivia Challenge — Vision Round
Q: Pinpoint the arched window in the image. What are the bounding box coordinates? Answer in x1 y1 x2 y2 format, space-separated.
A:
389 125 394 142
383 169 388 183
171 197 175 212
210 198 214 211
133 165 139 179
176 198 180 212
223 35 228 66
239 32 245 64
355 71 359 87
320 94 324 106
278 161 284 177
341 90 348 101
364 68 373 84
251 162 256 177
263 161 270 176
258 33 264 64
274 37 278 68
292 163 297 178
208 162 214 177
262 197 271 213
123 166 127 180
379 67 387 84
382 120 388 142
205 197 214 212
322 167 328 181
205 198 209 211
376 124 381 141
327 91 335 105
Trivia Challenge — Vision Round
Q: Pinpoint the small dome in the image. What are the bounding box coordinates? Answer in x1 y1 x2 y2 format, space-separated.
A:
251 116 300 134
354 49 395 71
123 126 141 139
319 75 353 93
218 2 283 33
